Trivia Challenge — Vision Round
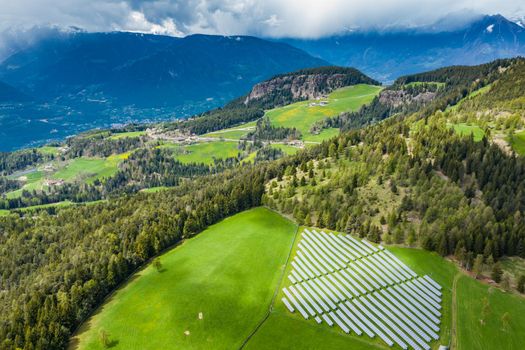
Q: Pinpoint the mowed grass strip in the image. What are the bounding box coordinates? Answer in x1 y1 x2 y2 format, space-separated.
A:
71 207 297 350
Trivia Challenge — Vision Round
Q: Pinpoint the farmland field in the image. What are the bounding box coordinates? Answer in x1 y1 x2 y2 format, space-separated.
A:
71 207 297 350
456 274 525 349
4 153 129 198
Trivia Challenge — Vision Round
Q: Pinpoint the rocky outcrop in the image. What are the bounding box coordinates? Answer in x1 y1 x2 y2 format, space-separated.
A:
245 73 351 104
243 66 379 106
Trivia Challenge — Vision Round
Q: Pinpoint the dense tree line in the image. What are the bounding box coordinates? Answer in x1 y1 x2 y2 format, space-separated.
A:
245 117 301 141
0 159 298 350
0 149 48 175
64 134 146 158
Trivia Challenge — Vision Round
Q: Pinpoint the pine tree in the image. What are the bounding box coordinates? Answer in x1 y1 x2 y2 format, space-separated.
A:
473 254 484 279
492 262 503 283
501 272 512 291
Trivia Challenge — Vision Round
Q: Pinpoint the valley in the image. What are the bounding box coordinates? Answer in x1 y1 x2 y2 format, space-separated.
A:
2 57 525 350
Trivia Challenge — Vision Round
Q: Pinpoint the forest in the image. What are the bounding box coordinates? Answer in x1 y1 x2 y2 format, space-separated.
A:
0 58 525 349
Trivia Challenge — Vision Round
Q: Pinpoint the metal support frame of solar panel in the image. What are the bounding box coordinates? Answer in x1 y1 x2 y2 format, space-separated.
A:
282 229 443 350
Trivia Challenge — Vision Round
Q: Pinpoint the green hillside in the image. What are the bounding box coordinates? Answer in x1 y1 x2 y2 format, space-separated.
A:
71 208 297 350
205 84 382 142
70 210 525 350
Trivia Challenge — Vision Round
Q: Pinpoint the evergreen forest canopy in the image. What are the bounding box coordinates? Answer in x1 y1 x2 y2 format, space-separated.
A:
1 58 525 349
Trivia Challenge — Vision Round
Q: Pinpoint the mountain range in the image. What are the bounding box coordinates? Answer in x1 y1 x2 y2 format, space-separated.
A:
0 32 326 151
281 14 525 81
0 14 524 151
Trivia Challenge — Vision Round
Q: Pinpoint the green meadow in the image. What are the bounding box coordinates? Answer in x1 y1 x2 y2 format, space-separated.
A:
4 153 129 198
204 84 381 143
509 130 525 156
264 84 382 142
449 123 485 142
69 210 525 350
71 208 297 350
107 131 147 140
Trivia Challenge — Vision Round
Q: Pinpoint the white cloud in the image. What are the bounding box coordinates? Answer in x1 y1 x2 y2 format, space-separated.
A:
0 0 523 39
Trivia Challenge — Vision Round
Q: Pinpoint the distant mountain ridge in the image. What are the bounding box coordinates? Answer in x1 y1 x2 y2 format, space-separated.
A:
0 31 328 151
0 31 328 108
281 14 525 82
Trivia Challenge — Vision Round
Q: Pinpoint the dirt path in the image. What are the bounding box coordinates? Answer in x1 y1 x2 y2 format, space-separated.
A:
451 272 461 350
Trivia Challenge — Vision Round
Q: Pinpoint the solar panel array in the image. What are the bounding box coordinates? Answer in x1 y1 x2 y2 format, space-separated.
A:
281 229 442 350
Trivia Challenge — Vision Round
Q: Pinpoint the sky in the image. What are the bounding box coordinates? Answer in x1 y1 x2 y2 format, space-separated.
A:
0 0 524 39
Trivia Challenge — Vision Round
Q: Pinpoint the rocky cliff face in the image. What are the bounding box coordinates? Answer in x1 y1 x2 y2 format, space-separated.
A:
244 73 353 104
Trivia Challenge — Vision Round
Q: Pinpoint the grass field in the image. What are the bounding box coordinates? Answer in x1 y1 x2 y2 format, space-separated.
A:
4 153 129 198
204 121 257 139
265 84 382 142
52 153 129 184
160 141 242 165
71 207 297 350
509 130 525 156
449 123 485 142
68 208 525 349
108 131 147 140
270 144 301 156
38 146 62 156
456 275 525 349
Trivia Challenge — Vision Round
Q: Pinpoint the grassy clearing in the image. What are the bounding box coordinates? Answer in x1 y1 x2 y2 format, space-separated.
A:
140 186 171 193
265 84 381 142
0 209 10 216
204 121 257 140
447 84 492 112
270 144 301 156
71 207 297 350
38 146 61 156
4 154 128 198
52 153 128 184
508 130 525 156
449 123 485 142
404 82 446 89
108 131 147 140
456 275 525 350
161 141 241 165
